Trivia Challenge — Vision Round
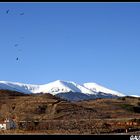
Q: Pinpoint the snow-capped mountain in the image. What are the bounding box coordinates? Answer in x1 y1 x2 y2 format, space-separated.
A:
0 81 39 94
83 82 124 97
36 80 95 95
0 80 125 101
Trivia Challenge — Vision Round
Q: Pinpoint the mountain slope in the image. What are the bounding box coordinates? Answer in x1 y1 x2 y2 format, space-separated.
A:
0 81 39 93
36 80 95 95
83 82 124 97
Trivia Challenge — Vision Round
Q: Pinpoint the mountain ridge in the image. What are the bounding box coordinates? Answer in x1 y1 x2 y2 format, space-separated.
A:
0 80 125 101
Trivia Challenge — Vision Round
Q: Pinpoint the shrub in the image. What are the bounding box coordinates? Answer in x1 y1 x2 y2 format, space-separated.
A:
120 104 134 112
133 106 140 113
137 102 140 106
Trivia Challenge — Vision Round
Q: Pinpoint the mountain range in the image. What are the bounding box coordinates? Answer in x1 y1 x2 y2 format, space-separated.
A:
0 80 126 101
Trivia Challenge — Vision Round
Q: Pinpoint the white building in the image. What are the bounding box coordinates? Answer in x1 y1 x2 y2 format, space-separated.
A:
0 123 6 130
0 118 16 130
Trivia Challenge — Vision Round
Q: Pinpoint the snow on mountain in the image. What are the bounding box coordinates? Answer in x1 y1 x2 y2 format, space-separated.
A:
83 82 125 97
35 80 95 95
129 95 140 98
0 80 126 101
0 81 39 94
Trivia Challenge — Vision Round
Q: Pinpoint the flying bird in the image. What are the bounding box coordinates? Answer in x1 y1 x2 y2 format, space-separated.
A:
6 9 9 14
16 57 19 61
20 13 24 15
14 44 19 47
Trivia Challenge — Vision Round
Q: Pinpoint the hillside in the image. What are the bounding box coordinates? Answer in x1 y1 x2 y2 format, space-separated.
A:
0 90 140 121
0 90 140 134
0 90 97 121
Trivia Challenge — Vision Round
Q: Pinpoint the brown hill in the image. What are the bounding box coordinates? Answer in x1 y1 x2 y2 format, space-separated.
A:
0 90 140 121
0 90 140 134
0 90 97 121
76 97 140 119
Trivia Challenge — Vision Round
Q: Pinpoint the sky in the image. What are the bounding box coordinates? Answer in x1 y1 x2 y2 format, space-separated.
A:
0 2 140 95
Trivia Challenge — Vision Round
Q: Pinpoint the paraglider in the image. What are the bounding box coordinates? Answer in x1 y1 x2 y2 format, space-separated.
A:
6 9 9 14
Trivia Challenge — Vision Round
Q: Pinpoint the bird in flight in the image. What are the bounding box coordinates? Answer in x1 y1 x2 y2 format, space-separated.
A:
14 44 19 47
6 9 9 14
16 57 19 61
20 13 24 15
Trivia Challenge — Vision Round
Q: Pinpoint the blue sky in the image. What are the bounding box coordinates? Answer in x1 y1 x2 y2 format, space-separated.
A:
0 2 140 95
